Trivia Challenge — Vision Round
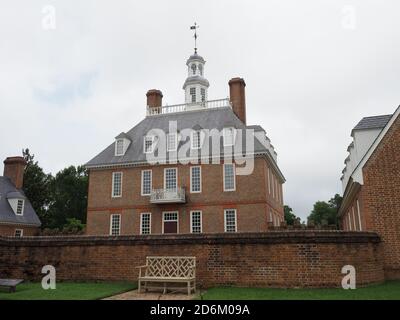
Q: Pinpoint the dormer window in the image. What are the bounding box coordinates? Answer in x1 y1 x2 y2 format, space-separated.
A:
114 134 131 156
16 199 24 215
191 130 202 149
223 127 235 147
115 139 124 156
167 133 178 152
144 136 155 153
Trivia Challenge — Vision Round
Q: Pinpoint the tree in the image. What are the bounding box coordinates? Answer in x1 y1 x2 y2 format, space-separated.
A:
22 148 53 227
47 166 88 228
307 194 343 227
284 205 298 225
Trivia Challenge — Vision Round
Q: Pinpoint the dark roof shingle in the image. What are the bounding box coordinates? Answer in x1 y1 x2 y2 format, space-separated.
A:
353 114 392 131
0 177 41 226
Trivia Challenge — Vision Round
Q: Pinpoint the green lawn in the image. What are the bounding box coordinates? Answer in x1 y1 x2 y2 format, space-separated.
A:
200 281 400 300
0 282 137 300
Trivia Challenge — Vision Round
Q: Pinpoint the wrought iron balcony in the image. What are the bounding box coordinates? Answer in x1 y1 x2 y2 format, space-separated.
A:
150 187 186 204
146 98 231 116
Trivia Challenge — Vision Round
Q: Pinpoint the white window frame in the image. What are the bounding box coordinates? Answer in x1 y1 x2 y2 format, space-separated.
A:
191 130 202 150
223 127 235 147
223 163 236 192
16 199 24 216
200 88 206 102
144 136 155 154
356 199 362 231
190 166 202 193
115 139 124 156
141 170 152 196
167 133 178 152
164 168 178 190
111 172 123 198
348 211 352 231
352 206 357 231
140 212 151 235
190 87 196 102
109 214 121 236
190 211 202 233
14 229 23 237
224 209 237 233
162 211 179 234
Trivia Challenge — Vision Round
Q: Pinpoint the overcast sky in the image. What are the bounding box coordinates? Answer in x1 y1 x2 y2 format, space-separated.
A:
1 0 399 220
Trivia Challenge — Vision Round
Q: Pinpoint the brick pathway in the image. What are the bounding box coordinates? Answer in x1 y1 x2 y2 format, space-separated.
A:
103 289 197 300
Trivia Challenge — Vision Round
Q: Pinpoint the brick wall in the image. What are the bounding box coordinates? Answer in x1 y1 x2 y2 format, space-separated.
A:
340 114 400 279
361 114 400 279
0 231 384 288
87 158 284 235
0 225 39 237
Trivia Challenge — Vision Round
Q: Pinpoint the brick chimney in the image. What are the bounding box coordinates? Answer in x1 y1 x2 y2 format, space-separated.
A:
3 156 27 189
146 89 163 114
229 77 246 124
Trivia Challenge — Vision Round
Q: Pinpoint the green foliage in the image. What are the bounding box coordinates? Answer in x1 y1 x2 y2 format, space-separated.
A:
307 194 343 227
22 149 88 231
47 166 88 229
62 218 86 234
284 205 298 226
22 149 53 226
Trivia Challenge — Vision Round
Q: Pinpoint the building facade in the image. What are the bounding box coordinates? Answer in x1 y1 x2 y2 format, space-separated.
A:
86 51 285 236
339 106 400 279
0 157 41 236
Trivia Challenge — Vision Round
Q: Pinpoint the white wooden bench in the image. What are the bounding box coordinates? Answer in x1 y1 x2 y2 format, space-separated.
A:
136 256 196 295
0 279 23 293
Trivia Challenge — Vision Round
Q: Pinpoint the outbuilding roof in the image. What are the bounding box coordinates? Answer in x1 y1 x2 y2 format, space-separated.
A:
0 176 41 227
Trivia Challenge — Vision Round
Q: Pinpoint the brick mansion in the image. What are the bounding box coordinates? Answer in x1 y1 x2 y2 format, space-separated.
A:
85 49 285 236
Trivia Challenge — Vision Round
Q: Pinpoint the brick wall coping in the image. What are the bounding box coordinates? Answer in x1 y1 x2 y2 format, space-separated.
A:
0 231 380 247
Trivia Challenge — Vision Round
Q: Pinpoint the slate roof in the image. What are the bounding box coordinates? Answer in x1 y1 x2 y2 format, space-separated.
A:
353 115 392 131
86 107 280 174
0 176 41 227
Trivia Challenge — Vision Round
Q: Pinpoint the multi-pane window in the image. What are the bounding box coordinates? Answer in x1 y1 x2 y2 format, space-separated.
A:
140 213 151 235
115 139 124 156
201 88 206 102
16 199 24 215
163 211 178 234
164 168 177 190
223 164 235 191
14 229 23 237
112 172 122 197
164 212 178 221
110 214 121 236
141 170 152 196
223 127 235 146
167 133 178 151
191 211 202 233
190 166 201 193
191 131 201 149
144 136 154 153
190 87 196 103
224 209 237 233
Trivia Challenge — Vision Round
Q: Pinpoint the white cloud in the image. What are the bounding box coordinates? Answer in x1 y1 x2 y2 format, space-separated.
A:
1 0 399 219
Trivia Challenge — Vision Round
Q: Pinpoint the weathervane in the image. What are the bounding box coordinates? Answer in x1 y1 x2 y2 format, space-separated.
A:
190 22 199 54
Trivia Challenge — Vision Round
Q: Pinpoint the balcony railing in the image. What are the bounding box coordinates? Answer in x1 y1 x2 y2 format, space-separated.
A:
146 98 231 116
150 187 186 204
